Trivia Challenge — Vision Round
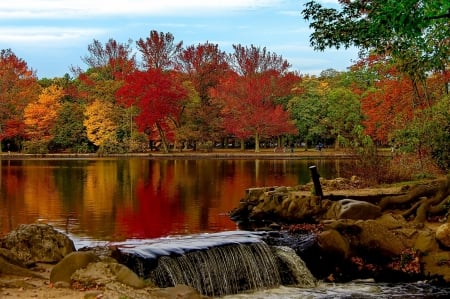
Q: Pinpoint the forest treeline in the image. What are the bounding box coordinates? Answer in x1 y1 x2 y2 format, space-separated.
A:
0 1 449 179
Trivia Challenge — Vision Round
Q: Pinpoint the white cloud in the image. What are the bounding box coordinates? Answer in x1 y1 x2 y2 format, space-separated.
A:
0 0 281 19
0 27 104 45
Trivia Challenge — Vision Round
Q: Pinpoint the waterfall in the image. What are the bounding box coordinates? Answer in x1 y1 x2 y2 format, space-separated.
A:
148 242 280 297
114 231 316 297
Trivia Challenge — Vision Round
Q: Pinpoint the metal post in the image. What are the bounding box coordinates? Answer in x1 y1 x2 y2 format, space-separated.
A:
309 165 323 198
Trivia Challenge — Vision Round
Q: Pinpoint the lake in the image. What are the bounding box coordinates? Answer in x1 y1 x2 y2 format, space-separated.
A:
0 157 345 242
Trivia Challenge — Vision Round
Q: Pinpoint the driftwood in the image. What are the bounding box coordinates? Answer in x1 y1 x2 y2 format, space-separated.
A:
378 175 450 225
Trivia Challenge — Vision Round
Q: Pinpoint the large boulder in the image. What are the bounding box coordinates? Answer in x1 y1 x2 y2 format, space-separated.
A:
336 199 382 220
317 228 350 259
0 224 75 266
354 219 408 256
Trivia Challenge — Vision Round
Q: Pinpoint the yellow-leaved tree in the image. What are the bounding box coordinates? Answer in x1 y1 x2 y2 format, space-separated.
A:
84 99 119 150
24 84 63 141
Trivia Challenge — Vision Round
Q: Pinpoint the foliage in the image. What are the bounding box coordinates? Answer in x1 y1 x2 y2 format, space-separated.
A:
136 30 182 70
51 101 91 152
288 76 328 148
176 42 230 145
302 0 450 74
0 49 40 149
22 139 49 154
84 99 118 150
212 70 297 152
302 0 450 127
79 38 136 80
24 84 63 141
394 95 450 170
117 69 188 153
230 44 291 76
341 125 391 184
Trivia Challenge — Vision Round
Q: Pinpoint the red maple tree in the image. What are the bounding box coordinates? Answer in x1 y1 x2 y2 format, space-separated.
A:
0 49 40 147
212 70 298 151
117 69 188 153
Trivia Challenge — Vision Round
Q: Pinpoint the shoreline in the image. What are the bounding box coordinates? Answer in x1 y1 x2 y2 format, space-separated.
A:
0 148 391 160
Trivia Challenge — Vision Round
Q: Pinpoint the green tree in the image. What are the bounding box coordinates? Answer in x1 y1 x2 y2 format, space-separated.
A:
52 101 92 153
288 76 328 149
302 0 450 100
325 87 363 148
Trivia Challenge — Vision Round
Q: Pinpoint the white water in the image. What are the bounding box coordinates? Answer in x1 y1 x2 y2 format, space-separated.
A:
221 280 450 298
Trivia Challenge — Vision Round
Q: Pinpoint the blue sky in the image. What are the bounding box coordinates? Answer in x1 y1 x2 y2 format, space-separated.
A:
0 0 358 79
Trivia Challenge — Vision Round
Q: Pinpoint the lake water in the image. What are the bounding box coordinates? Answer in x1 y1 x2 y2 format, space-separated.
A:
0 157 344 242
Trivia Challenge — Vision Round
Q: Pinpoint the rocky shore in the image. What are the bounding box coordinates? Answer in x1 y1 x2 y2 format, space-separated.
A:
230 175 450 283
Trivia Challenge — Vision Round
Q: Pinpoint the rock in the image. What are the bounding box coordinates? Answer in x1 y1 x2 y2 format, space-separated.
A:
0 256 46 279
317 229 350 259
337 199 382 220
50 251 99 284
376 213 407 229
111 262 148 288
71 261 149 289
421 251 450 282
436 223 450 248
355 220 408 257
414 230 439 254
0 224 75 266
271 246 317 287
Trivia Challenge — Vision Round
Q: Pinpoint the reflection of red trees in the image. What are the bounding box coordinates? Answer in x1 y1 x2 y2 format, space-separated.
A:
117 178 186 239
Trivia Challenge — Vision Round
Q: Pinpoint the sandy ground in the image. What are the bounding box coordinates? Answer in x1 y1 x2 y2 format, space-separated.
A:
0 264 97 299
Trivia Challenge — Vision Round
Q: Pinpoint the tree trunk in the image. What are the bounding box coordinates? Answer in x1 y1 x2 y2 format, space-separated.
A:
255 132 260 152
156 122 169 154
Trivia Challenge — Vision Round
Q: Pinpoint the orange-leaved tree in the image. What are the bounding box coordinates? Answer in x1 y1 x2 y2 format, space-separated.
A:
24 85 63 141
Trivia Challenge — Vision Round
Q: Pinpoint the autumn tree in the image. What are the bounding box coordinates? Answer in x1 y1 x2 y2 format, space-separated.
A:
0 49 40 151
117 69 188 153
213 45 298 152
176 42 230 149
136 30 182 70
84 99 121 152
79 38 136 80
24 85 63 141
230 44 290 76
75 39 139 153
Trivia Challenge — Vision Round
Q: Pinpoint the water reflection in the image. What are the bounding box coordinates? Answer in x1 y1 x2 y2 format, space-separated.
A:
0 158 346 241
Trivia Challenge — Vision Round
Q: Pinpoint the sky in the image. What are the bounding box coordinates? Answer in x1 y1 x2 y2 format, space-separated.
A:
0 0 359 79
